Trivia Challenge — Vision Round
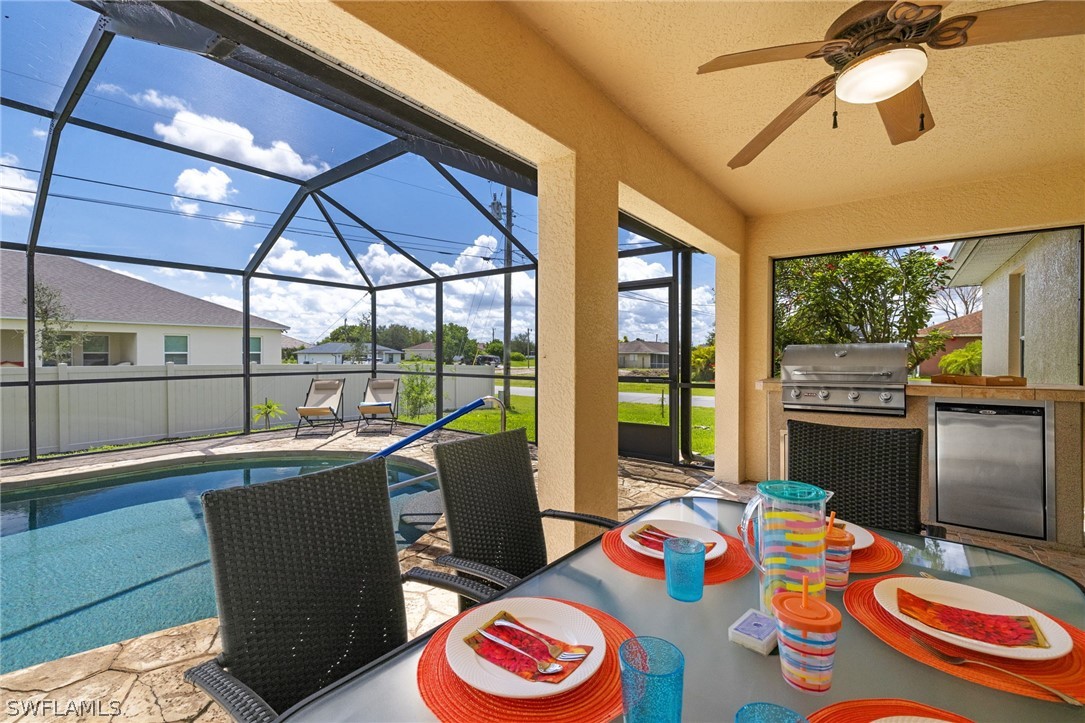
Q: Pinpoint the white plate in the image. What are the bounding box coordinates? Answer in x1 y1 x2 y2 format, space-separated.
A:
837 519 875 551
872 578 1073 661
620 519 728 561
444 597 605 699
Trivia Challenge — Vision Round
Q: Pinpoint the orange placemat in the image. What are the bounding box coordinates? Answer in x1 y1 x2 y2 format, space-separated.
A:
849 531 903 574
808 698 974 722
844 575 1085 705
601 528 752 583
418 599 631 722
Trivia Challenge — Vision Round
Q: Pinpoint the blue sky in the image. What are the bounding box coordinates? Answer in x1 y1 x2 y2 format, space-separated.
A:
0 1 716 346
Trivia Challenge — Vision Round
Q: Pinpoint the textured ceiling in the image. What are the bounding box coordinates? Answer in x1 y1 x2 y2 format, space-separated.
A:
510 1 1085 217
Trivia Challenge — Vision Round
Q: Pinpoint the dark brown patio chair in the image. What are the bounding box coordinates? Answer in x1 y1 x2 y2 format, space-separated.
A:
183 457 492 722
432 427 619 608
786 419 944 536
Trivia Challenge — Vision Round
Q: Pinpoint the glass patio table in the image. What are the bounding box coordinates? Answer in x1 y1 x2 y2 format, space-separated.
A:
279 496 1085 722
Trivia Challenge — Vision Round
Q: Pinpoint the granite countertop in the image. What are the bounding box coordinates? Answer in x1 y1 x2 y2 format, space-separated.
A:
757 378 1085 402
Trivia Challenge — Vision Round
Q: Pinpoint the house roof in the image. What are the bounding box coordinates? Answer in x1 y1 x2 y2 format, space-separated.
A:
619 339 669 354
405 341 435 351
301 342 403 355
0 251 287 330
919 311 983 337
281 335 312 349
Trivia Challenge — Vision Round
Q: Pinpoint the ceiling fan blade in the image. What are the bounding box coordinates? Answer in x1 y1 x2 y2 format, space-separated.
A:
926 1 1085 49
698 40 850 74
885 0 950 27
877 81 935 145
728 75 836 169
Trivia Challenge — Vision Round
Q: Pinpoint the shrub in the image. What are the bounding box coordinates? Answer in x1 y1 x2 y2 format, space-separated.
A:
399 362 436 417
938 340 982 376
510 351 525 362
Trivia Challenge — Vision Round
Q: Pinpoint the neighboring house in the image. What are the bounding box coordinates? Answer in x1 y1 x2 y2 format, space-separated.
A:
280 335 312 350
404 341 437 360
947 229 1081 384
618 339 669 369
296 342 405 365
915 311 982 377
0 251 287 366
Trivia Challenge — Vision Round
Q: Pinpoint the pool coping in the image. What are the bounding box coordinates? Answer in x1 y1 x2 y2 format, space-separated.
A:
0 449 433 494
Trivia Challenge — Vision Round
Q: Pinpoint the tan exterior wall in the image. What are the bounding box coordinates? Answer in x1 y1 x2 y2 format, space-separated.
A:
979 229 1081 385
745 163 1085 481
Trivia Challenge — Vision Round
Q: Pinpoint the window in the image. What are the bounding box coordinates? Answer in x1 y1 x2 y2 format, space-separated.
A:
248 337 262 365
164 335 188 365
81 336 109 366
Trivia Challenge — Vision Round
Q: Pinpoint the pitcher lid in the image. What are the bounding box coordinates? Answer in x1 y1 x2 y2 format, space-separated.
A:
756 480 828 503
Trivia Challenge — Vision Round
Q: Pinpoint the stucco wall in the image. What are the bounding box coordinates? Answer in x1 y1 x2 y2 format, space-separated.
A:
980 229 1081 384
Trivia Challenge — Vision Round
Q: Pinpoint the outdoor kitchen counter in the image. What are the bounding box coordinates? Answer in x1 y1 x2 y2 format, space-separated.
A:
757 378 1084 551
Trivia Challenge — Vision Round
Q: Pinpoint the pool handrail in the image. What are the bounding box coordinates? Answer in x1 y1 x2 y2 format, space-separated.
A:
375 396 507 493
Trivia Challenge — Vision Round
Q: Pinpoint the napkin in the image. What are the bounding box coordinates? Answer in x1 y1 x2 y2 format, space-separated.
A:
897 588 1051 648
463 610 593 684
628 523 717 554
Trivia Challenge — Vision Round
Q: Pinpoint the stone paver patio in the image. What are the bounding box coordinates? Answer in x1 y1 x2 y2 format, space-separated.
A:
2 426 1081 720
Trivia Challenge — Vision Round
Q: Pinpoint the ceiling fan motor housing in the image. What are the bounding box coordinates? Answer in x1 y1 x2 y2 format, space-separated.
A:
823 1 942 70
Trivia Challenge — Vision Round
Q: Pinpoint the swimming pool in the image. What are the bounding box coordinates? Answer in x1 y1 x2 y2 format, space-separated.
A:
0 455 439 673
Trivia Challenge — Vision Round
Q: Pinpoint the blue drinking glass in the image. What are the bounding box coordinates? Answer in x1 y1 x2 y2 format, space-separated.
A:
735 702 810 723
619 636 684 723
664 536 706 602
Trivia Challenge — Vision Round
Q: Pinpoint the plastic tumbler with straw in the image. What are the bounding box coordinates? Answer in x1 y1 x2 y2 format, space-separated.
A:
824 512 855 591
771 576 842 694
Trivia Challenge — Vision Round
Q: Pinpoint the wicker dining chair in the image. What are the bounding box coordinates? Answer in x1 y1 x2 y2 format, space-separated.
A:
183 457 492 723
786 419 942 536
432 427 619 608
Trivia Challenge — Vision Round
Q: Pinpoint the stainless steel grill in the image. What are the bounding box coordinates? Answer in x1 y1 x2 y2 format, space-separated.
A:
781 343 909 416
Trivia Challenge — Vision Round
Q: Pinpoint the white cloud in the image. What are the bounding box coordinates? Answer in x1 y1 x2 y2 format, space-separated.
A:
155 267 207 280
234 234 536 343
174 166 232 202
0 154 36 217
155 111 329 178
171 197 201 215
618 255 669 282
31 128 47 140
217 210 256 229
96 264 146 281
95 83 189 113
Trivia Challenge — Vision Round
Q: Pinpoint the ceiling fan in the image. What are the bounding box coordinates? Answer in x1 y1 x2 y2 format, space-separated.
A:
698 1 1085 168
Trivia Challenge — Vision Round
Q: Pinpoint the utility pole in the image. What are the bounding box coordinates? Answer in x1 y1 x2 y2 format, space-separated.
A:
491 190 514 405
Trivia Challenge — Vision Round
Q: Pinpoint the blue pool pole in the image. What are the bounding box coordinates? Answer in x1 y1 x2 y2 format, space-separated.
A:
367 397 488 460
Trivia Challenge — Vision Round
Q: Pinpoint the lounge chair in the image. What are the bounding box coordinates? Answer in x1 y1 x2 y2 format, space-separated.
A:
294 378 345 438
356 377 399 433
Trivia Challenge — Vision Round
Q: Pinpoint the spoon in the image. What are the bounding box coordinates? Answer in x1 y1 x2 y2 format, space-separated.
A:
493 618 587 661
910 635 1082 707
475 628 564 674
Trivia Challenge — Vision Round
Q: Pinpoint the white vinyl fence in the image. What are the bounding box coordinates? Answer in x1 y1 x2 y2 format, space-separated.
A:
1 363 493 458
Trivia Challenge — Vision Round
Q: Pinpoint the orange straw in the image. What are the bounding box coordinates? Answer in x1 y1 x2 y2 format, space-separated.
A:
802 574 809 608
827 511 837 531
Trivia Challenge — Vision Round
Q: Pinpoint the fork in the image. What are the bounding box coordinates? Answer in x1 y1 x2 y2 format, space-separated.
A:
476 628 564 674
493 619 588 661
909 635 1082 707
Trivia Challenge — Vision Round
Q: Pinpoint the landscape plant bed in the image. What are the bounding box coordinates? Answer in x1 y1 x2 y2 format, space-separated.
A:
930 374 1027 386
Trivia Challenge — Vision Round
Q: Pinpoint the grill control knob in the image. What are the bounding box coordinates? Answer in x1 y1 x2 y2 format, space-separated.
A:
817 390 830 400
848 391 861 401
879 392 893 403
790 388 801 399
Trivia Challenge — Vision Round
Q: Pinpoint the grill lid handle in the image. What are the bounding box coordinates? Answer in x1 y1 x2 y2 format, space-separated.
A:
790 370 894 377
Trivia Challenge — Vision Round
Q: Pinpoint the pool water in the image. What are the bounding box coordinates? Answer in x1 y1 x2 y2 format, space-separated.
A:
0 457 439 673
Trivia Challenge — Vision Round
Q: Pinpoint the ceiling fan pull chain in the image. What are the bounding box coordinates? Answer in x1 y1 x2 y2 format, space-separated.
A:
919 112 926 132
832 94 839 130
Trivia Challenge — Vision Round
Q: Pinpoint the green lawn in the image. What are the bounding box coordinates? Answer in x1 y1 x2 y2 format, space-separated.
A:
400 394 714 455
617 382 714 397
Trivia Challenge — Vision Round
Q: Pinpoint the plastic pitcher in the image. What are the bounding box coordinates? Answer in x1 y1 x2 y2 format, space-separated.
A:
739 481 830 614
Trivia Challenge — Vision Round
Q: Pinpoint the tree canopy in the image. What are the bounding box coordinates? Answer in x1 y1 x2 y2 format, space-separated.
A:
774 247 953 371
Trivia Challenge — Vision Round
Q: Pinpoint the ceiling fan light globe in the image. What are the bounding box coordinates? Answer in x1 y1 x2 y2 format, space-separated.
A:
835 44 928 104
